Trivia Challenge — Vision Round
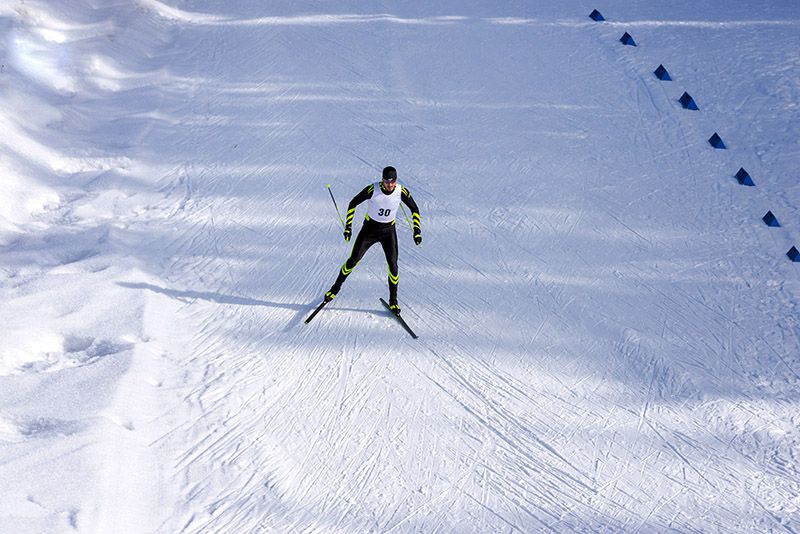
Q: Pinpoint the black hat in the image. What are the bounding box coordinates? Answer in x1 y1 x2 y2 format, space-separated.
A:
382 166 397 182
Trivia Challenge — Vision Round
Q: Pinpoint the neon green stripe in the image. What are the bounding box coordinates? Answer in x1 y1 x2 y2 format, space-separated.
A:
387 264 399 284
340 233 362 277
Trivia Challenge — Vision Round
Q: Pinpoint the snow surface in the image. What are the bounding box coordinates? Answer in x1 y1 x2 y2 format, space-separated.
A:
1 0 799 532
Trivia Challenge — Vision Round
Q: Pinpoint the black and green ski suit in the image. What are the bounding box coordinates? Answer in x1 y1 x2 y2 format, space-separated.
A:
328 182 421 304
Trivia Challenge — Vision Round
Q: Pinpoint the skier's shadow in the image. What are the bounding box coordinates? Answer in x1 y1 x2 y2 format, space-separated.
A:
116 282 386 331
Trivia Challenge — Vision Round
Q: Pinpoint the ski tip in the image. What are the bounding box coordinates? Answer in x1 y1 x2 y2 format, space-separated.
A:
326 183 331 188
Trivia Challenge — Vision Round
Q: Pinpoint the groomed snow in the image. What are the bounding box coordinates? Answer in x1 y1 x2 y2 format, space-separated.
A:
1 0 799 532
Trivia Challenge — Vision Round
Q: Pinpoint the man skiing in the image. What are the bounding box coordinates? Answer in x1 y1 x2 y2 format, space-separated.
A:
324 166 422 315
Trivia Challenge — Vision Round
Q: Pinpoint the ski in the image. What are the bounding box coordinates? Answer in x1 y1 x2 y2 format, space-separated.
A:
304 300 328 324
380 298 418 339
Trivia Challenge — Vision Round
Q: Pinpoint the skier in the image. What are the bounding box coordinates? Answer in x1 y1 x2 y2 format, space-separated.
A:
324 166 422 315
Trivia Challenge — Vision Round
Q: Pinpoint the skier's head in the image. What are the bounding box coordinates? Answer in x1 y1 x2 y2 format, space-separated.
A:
382 166 397 182
381 166 397 192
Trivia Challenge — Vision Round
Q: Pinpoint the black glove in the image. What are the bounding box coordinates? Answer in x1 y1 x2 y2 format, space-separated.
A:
344 227 352 242
413 231 422 246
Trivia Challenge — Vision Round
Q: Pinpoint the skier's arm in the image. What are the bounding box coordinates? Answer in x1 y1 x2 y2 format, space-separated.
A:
342 184 374 241
401 186 422 244
345 184 374 229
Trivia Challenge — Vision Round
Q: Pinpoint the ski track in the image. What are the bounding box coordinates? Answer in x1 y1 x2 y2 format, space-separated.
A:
1 0 799 532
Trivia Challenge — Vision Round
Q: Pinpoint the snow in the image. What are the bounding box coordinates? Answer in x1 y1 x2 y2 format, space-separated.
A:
1 0 799 532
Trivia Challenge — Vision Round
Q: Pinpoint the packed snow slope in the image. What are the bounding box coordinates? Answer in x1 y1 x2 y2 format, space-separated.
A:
1 0 799 532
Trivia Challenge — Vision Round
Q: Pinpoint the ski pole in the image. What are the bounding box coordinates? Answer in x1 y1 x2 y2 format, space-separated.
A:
400 204 414 230
327 184 346 229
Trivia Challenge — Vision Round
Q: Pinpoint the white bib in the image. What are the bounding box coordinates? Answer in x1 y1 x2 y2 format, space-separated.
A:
367 182 402 223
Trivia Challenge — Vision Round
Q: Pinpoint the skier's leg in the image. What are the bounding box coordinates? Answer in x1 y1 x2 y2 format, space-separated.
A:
327 225 376 298
380 227 399 308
